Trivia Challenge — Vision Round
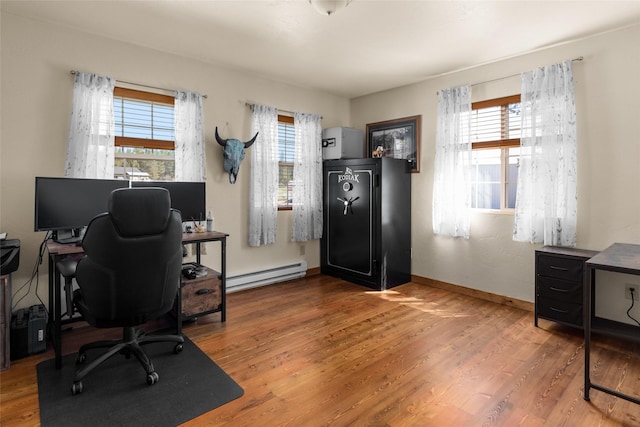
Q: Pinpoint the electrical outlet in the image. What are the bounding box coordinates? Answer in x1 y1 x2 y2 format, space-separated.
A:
625 284 639 301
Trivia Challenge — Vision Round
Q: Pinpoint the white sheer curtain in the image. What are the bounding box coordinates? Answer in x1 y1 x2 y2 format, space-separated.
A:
249 105 279 247
513 60 577 246
64 72 115 178
292 112 323 242
432 85 472 238
174 90 205 182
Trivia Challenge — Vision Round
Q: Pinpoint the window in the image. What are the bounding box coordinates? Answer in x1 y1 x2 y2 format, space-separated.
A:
470 95 521 211
113 87 175 181
278 115 295 209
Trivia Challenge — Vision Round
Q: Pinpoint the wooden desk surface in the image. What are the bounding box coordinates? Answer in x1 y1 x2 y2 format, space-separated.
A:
181 230 228 244
586 243 640 274
46 240 84 256
47 231 229 255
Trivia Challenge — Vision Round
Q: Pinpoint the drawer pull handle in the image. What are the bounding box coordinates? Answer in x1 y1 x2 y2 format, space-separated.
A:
549 286 569 293
549 265 569 271
196 288 212 295
550 307 569 314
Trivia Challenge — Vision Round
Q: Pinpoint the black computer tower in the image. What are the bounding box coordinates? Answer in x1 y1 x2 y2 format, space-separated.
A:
10 304 47 360
321 158 411 290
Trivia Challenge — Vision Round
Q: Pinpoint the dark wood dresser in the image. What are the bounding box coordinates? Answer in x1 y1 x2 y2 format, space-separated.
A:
535 246 598 328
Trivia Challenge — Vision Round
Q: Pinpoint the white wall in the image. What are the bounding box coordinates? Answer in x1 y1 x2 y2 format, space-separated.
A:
351 25 640 323
0 12 349 308
2 10 639 324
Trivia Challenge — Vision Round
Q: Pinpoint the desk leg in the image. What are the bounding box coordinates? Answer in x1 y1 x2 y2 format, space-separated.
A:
221 238 226 322
583 266 594 401
49 254 63 370
48 256 54 345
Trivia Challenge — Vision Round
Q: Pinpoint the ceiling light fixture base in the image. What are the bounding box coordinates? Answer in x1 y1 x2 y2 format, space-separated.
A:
309 0 353 16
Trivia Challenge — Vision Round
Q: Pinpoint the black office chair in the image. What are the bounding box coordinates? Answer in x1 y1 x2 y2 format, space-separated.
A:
71 187 184 395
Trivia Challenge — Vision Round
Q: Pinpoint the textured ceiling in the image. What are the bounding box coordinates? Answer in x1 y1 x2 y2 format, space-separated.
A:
3 0 639 98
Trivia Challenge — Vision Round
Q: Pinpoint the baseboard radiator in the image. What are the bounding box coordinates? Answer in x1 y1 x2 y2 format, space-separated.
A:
226 261 307 293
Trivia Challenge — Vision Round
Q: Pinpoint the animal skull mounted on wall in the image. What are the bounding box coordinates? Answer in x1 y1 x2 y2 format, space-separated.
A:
215 127 258 184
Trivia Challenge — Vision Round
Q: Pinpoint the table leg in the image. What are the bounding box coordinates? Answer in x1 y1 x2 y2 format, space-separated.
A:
50 255 63 369
583 266 593 401
221 238 226 322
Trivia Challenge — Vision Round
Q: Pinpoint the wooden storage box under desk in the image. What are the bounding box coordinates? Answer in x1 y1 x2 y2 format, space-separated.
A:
178 267 222 318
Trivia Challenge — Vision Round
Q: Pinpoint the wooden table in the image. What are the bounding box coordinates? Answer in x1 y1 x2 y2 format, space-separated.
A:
584 243 640 404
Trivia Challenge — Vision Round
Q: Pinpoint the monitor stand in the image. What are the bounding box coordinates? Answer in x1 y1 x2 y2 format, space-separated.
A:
53 228 84 245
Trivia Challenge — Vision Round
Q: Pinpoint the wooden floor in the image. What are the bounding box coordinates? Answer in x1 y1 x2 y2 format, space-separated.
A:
2 274 640 426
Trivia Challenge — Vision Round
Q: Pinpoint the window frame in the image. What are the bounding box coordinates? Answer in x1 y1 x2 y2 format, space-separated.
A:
113 87 176 180
471 94 521 213
277 114 295 211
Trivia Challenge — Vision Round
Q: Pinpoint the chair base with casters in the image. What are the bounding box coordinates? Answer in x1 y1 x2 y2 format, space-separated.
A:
71 325 184 395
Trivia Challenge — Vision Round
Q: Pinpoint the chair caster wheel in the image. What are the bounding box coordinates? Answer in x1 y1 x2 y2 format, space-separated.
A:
76 353 87 364
147 371 159 385
71 381 84 395
174 343 184 354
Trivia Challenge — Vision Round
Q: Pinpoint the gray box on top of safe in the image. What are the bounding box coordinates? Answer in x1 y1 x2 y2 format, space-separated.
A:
322 127 365 160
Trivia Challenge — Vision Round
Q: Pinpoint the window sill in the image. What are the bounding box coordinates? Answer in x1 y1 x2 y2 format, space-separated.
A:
472 208 514 216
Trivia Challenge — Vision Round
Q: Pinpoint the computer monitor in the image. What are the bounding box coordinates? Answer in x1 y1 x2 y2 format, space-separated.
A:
131 181 206 223
34 177 129 243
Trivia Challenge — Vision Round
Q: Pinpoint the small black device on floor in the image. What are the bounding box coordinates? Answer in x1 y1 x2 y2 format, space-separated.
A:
10 304 47 360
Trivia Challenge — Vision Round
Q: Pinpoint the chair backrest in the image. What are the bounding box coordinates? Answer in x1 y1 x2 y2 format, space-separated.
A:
75 187 183 325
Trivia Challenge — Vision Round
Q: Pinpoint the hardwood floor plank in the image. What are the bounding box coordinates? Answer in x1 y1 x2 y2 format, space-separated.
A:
2 276 640 426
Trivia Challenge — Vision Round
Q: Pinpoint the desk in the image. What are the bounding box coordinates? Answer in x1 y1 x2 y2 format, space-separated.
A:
584 243 640 404
46 231 228 369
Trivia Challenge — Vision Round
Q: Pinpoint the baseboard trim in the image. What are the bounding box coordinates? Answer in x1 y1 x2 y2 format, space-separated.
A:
306 267 321 277
411 275 533 312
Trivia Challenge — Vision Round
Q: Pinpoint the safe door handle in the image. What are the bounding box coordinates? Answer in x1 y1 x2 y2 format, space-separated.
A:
337 197 360 215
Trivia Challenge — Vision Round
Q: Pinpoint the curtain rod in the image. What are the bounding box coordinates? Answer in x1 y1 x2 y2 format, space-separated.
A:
470 56 583 87
69 70 208 98
245 102 323 119
246 102 294 116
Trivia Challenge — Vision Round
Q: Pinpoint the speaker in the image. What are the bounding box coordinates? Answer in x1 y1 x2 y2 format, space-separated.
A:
10 309 28 360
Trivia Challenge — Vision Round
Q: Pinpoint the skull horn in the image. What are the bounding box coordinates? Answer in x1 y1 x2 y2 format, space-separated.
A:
215 127 227 147
244 132 259 149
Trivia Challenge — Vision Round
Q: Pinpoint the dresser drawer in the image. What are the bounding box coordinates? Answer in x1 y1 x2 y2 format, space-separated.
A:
537 297 583 326
537 254 584 281
537 276 582 304
179 268 221 318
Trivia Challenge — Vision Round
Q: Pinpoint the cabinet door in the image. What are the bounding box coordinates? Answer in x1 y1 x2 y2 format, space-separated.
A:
325 165 374 276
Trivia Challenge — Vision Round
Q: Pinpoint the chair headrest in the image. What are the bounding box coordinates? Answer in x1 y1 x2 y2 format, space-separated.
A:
108 187 172 237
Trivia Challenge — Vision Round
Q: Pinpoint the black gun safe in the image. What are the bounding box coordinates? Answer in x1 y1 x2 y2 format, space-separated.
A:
321 158 411 290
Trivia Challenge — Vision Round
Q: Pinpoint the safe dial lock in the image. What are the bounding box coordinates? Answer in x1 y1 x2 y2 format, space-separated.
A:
342 182 353 192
